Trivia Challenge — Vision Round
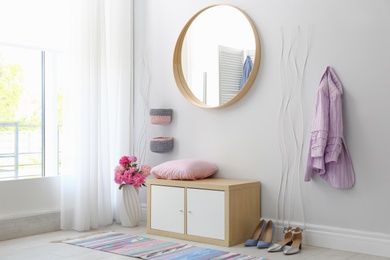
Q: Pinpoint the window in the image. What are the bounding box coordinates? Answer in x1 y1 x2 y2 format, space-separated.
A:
0 45 66 180
0 0 69 180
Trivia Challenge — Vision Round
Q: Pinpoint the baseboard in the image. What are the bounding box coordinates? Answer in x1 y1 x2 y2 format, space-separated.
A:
273 220 390 258
0 210 60 241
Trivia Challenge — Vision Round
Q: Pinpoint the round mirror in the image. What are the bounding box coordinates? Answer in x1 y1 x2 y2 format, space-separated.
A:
173 5 261 108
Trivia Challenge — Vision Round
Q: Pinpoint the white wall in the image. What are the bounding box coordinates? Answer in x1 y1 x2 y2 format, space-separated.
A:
0 176 60 218
0 177 61 240
134 0 390 256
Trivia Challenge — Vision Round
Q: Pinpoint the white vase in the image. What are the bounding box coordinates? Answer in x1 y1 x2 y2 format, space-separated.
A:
120 185 141 227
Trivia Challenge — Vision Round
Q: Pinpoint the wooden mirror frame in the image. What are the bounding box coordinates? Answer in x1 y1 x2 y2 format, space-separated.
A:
173 4 261 108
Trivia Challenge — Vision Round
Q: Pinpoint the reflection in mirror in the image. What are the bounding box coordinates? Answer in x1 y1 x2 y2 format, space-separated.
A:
173 5 260 108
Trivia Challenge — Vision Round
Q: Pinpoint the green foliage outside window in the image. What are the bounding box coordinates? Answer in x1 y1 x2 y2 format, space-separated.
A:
0 61 25 124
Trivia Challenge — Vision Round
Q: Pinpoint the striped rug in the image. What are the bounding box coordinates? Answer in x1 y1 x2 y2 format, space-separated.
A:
65 232 267 259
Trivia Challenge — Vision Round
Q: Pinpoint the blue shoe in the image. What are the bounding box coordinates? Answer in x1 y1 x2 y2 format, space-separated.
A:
257 220 275 248
244 219 266 246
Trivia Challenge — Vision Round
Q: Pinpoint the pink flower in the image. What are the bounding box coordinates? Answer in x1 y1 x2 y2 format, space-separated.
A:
114 155 149 190
129 166 137 174
129 156 137 163
119 156 130 167
123 170 133 184
132 174 145 187
114 172 123 185
141 165 151 176
115 165 125 173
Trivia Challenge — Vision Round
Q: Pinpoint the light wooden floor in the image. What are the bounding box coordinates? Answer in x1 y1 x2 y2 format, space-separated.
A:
0 222 388 260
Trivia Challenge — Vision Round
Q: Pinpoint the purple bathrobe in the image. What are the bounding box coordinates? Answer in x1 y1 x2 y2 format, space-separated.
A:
305 66 355 188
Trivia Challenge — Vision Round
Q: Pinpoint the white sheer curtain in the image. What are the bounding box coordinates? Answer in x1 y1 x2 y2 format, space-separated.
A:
61 0 133 231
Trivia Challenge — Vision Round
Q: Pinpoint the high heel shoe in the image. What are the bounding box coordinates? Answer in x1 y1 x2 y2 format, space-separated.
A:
283 227 303 255
267 226 293 252
257 220 275 248
244 219 266 246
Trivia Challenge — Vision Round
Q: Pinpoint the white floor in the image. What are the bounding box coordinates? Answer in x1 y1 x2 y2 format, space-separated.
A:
0 222 388 260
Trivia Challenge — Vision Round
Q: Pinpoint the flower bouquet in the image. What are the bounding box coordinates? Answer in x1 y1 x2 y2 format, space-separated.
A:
114 155 151 190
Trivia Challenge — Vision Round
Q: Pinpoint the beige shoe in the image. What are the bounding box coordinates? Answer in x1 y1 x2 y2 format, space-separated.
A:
283 227 303 255
268 226 293 252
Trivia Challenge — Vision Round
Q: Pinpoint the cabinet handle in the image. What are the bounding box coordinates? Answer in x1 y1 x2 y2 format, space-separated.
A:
187 210 192 213
179 209 183 212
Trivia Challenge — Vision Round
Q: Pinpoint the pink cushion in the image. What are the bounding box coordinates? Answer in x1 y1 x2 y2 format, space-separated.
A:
151 159 218 180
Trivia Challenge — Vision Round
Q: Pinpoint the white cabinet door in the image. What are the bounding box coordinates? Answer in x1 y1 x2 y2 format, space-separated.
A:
186 188 225 240
150 185 185 234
